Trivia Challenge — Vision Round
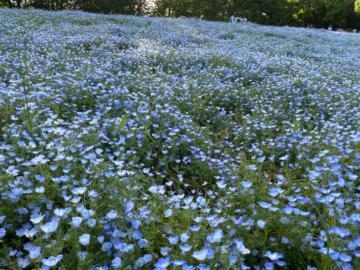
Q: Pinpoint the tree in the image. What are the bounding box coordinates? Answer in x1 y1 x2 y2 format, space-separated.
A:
231 0 294 25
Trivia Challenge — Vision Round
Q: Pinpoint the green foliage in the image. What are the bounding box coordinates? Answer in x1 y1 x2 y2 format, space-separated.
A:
1 0 359 28
356 0 360 14
153 0 360 29
2 0 147 14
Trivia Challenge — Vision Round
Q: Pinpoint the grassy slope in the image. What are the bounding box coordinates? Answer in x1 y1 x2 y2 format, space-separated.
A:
0 8 359 270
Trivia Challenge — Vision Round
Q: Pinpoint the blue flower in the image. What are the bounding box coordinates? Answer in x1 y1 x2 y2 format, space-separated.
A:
138 239 148 248
168 235 179 245
18 257 30 269
155 257 170 269
0 228 6 238
79 233 90 246
24 243 41 259
112 257 122 268
42 255 63 267
192 248 208 261
40 217 59 234
164 209 173 217
234 239 251 255
264 251 283 261
206 229 223 243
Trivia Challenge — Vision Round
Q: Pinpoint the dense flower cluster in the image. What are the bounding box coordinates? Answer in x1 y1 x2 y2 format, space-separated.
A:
0 8 359 270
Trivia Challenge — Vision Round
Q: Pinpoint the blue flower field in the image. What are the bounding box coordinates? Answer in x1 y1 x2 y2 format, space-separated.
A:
0 8 359 270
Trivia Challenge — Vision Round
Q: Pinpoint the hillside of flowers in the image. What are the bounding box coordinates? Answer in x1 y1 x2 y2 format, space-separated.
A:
0 8 359 270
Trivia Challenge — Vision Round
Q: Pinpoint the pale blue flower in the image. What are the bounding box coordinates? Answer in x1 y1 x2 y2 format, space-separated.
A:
24 243 41 259
40 217 59 234
155 257 170 269
79 233 90 246
168 235 179 245
164 209 173 217
0 227 6 238
192 248 208 261
42 255 63 267
234 239 251 255
264 251 283 261
112 257 122 268
206 229 223 243
18 257 30 269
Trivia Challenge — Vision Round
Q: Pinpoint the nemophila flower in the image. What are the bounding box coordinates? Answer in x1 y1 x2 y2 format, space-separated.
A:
40 217 59 234
192 248 208 261
172 260 185 267
246 165 257 171
106 210 118 220
101 242 112 251
70 216 83 228
97 235 105 243
42 255 63 267
180 232 189 242
180 244 192 253
131 219 141 229
18 257 31 269
124 200 135 213
87 218 96 228
79 233 90 246
112 257 122 268
168 235 179 245
54 208 67 217
160 247 171 256
30 213 45 224
241 181 253 188
148 185 165 195
77 251 88 261
0 228 6 238
264 262 275 270
72 187 87 195
216 181 227 189
234 239 251 255
257 220 266 229
35 186 45 193
135 254 153 268
138 238 148 248
189 225 200 232
198 265 210 270
155 257 170 269
264 251 283 261
206 229 223 243
24 243 41 259
268 188 284 197
329 227 351 238
164 209 173 217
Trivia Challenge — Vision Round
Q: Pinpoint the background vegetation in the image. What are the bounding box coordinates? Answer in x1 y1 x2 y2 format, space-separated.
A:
0 1 359 28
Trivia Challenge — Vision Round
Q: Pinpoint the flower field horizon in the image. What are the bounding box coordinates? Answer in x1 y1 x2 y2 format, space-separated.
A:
0 8 359 270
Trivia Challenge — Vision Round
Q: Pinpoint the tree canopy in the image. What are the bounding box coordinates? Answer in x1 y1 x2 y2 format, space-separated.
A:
1 0 359 29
